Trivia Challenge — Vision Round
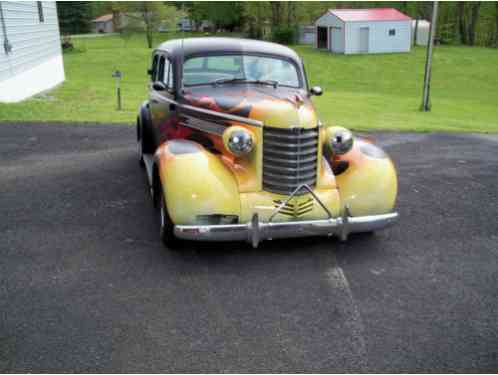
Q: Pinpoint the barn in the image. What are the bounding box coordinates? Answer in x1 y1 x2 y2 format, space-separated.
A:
91 14 114 33
315 8 412 54
0 1 65 102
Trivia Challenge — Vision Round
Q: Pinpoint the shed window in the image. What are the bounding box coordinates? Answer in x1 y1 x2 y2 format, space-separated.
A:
37 2 44 23
389 29 396 36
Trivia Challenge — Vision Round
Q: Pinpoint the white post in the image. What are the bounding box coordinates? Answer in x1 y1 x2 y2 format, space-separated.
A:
421 1 438 112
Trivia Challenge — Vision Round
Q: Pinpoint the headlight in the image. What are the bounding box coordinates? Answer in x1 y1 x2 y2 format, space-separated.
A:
326 126 354 155
223 126 254 156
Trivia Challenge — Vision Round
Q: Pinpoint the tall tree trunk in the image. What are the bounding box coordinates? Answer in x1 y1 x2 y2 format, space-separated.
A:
495 2 498 47
145 25 152 48
467 2 481 46
112 10 120 33
270 2 282 27
287 2 294 27
256 3 263 39
141 2 153 49
457 2 467 44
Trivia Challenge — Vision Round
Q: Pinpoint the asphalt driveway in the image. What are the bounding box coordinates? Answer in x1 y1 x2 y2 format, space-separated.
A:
1 123 497 372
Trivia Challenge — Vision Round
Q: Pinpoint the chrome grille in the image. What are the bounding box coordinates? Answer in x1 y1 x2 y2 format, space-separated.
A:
263 127 319 195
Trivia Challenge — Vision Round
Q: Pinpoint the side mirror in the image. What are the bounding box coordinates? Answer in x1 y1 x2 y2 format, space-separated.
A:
147 68 153 76
310 86 323 96
152 81 167 91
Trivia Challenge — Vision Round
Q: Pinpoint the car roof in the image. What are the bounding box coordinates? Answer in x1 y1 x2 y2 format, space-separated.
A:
156 37 301 63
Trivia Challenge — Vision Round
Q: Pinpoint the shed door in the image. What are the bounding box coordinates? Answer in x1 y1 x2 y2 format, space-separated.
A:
359 27 369 53
330 27 342 52
317 27 328 49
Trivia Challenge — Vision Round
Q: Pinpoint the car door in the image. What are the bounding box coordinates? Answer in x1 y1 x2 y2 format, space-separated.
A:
149 53 176 146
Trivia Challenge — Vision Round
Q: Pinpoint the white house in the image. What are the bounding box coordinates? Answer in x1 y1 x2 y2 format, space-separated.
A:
0 1 64 102
315 8 412 54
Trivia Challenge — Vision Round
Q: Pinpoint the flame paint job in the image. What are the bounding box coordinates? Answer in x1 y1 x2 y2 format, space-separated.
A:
152 78 397 226
329 127 398 216
156 140 240 225
182 86 317 129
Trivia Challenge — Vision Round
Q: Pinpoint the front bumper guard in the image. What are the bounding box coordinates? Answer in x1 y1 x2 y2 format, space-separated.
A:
174 211 398 248
174 184 397 248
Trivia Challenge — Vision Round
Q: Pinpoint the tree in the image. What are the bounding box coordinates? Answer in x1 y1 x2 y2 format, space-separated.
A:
468 2 482 45
109 2 182 48
286 1 296 27
496 2 498 47
57 1 92 34
458 2 482 46
244 2 269 39
270 2 283 27
185 2 243 32
458 2 468 44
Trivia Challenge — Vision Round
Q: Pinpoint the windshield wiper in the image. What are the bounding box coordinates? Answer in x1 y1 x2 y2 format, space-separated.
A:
249 79 279 88
212 77 248 86
212 77 279 88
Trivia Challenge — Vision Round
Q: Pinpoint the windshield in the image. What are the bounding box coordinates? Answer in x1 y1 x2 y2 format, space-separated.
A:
183 54 301 88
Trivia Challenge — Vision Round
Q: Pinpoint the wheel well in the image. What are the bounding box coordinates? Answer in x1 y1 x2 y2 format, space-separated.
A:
152 164 162 208
136 116 141 141
139 103 156 154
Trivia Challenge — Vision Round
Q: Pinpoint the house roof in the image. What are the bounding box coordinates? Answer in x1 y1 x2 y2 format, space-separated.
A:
92 14 113 23
329 8 411 22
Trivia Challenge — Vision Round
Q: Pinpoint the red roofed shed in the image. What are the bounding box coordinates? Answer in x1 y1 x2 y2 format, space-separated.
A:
314 8 412 54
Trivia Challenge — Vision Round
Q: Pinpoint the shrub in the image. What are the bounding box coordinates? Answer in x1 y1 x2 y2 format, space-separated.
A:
271 26 297 45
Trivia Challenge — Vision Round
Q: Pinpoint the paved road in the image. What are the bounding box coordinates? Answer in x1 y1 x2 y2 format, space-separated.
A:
1 123 497 372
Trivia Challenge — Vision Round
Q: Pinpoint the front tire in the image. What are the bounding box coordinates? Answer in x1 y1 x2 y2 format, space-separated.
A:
137 118 145 167
159 190 181 249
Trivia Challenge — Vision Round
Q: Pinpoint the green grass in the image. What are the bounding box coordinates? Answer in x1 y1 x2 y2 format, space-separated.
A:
1 32 497 132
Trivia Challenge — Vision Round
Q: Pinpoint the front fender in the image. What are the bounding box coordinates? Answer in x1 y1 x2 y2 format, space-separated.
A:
333 138 397 216
156 139 240 225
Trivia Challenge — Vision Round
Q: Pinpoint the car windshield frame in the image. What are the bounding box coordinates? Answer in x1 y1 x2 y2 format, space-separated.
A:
181 52 305 89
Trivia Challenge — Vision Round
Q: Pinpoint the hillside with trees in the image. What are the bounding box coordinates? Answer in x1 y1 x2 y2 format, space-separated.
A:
57 1 498 48
175 1 498 48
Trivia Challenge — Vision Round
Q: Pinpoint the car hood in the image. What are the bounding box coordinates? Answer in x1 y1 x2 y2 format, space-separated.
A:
181 85 318 129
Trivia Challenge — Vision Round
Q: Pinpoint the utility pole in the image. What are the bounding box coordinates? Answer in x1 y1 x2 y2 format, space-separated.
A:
421 1 438 112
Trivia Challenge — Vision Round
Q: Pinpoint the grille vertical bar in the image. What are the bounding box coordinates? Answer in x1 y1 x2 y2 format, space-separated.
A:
263 127 319 195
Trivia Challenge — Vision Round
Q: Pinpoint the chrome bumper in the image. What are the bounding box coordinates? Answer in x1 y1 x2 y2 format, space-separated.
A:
174 211 398 248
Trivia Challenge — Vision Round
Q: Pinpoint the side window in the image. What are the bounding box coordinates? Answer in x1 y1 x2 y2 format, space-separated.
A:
167 61 174 88
162 59 170 85
151 55 159 81
37 1 44 23
158 56 165 82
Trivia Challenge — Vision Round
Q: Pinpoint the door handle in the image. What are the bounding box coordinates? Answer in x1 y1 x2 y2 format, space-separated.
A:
169 103 177 111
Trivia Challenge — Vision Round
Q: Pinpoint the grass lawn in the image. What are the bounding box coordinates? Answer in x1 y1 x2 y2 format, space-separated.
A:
1 32 497 132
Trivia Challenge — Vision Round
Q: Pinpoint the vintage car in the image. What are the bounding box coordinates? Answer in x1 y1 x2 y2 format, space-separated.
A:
136 37 398 248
